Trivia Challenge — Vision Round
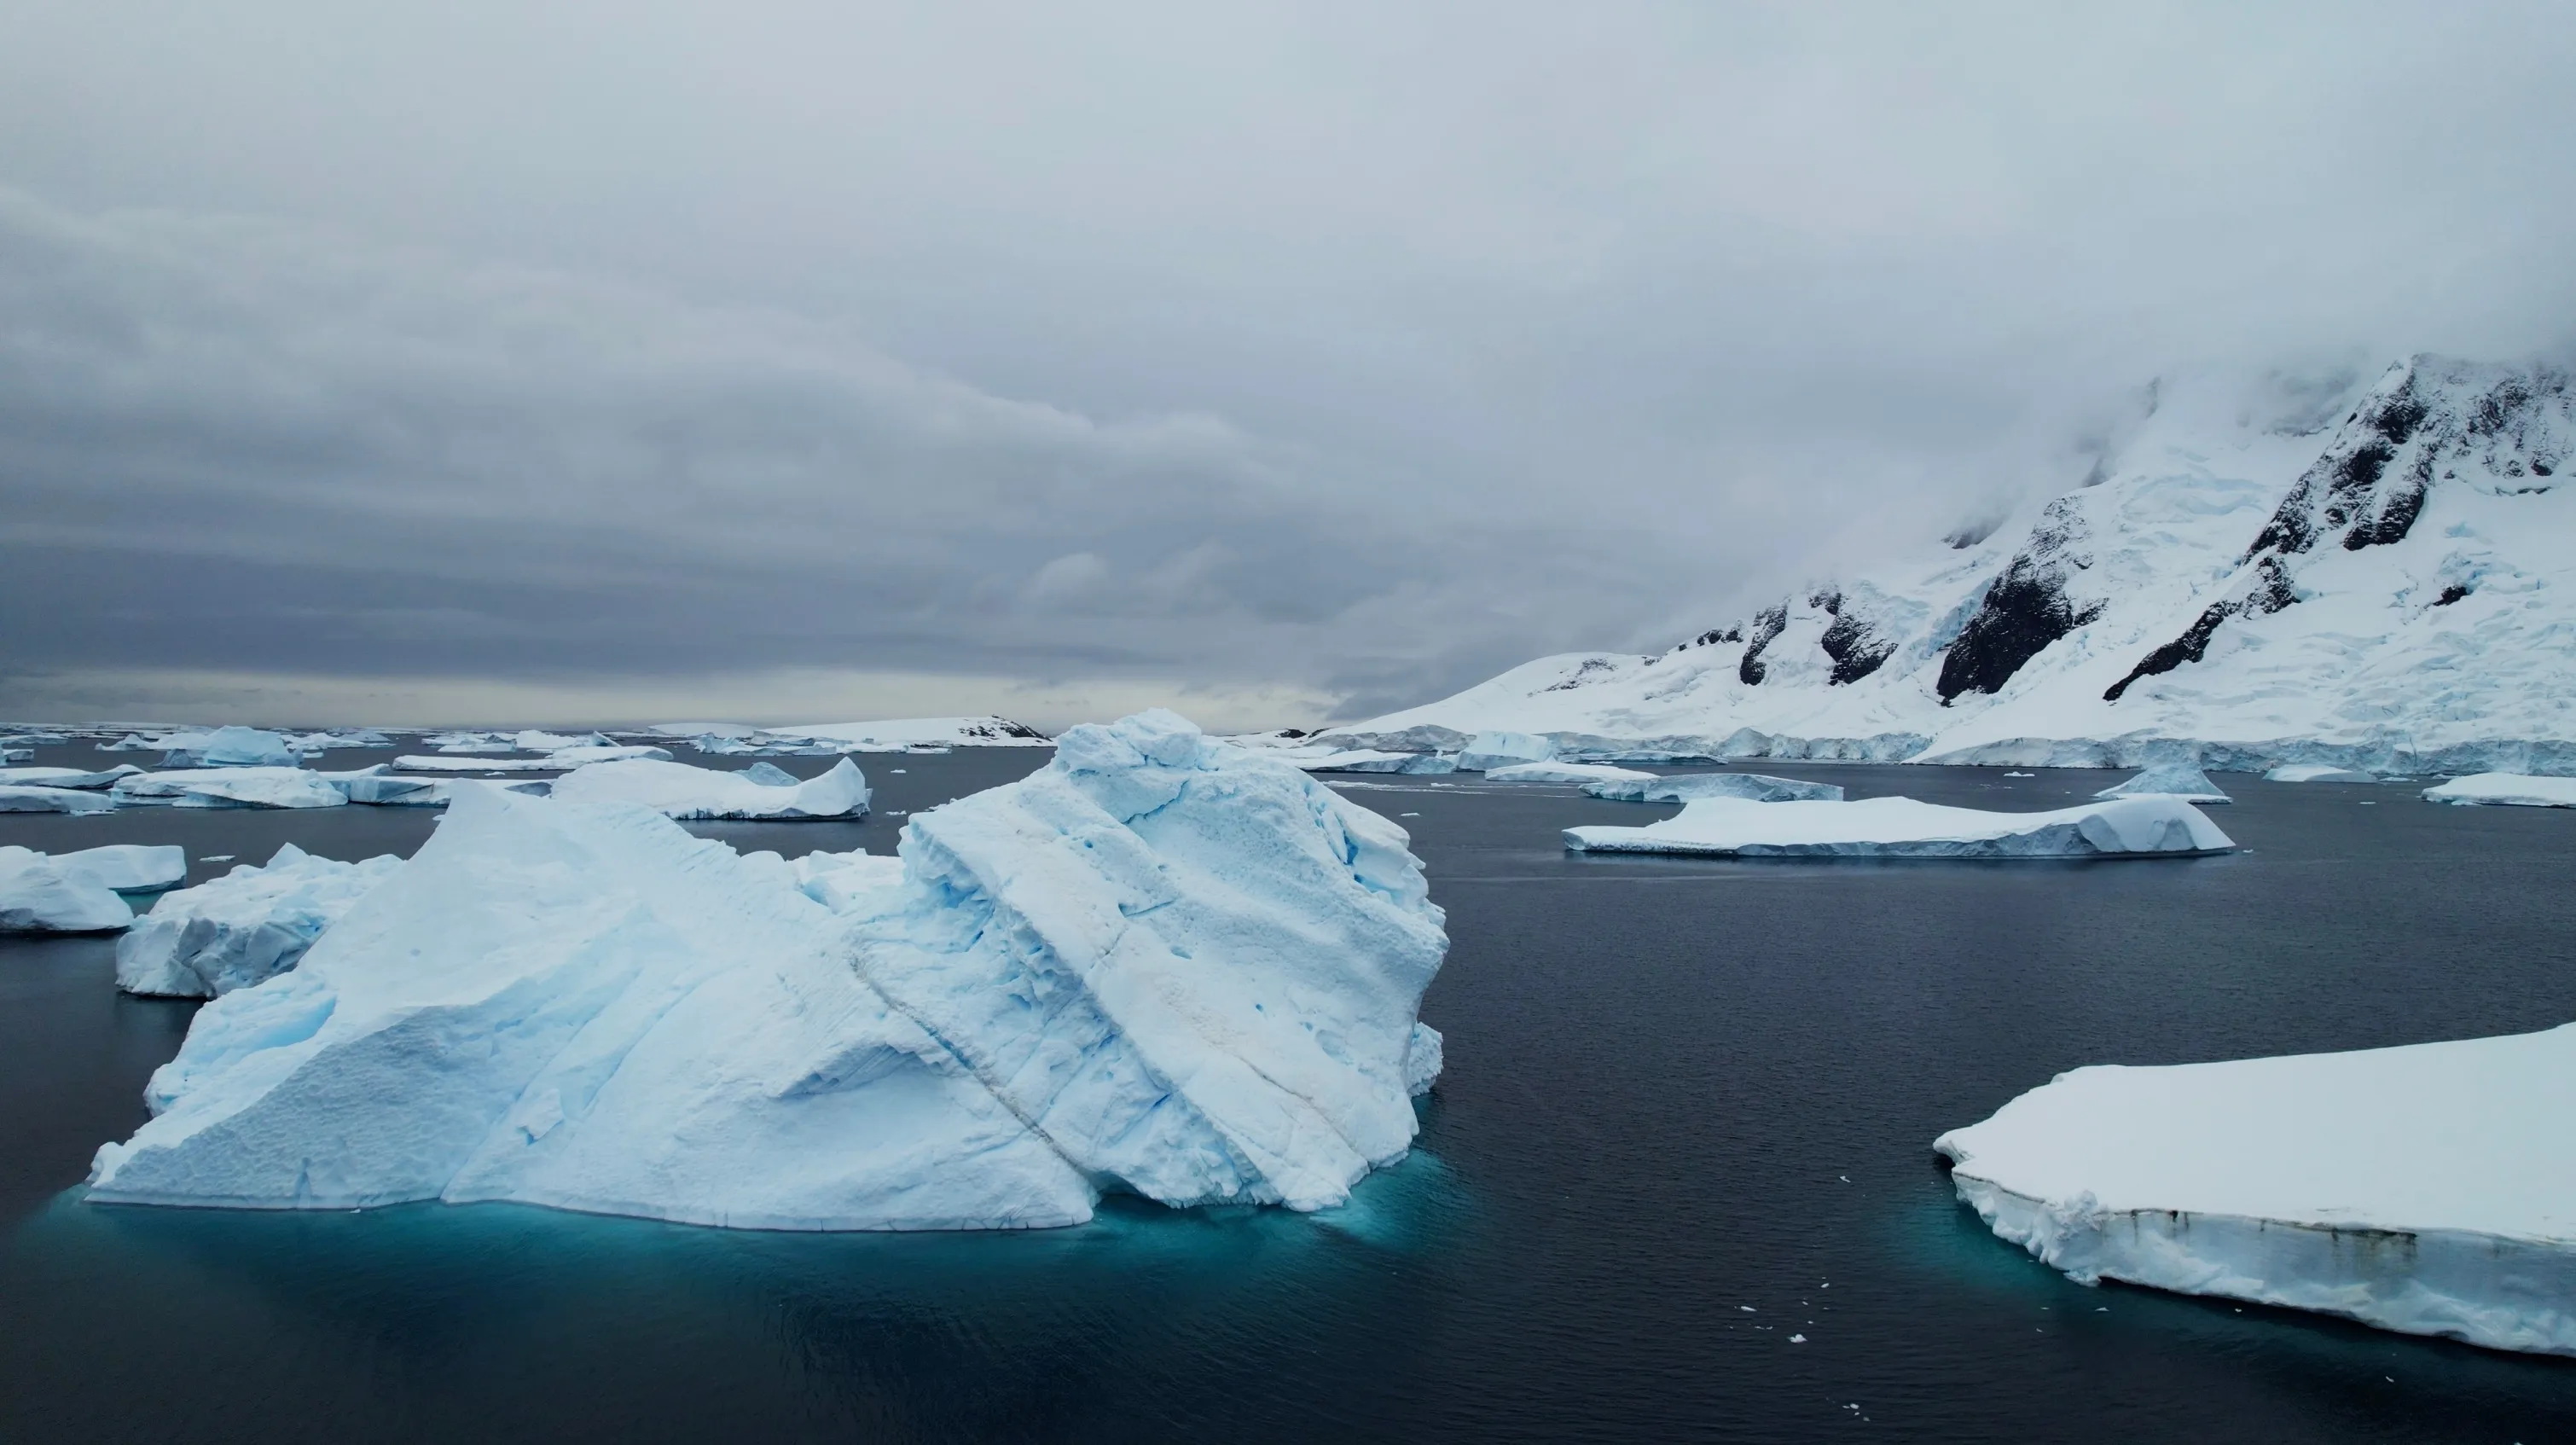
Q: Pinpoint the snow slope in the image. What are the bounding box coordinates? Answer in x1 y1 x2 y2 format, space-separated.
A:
86 711 1447 1230
1564 796 2232 858
1326 357 2576 775
1936 1024 2576 1355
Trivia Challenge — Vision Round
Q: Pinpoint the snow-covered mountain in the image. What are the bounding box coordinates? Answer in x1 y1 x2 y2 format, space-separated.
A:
1324 356 2576 774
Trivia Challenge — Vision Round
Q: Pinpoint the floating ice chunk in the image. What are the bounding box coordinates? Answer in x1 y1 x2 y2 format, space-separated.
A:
1402 1023 1444 1098
113 768 348 810
114 844 403 998
57 845 188 892
1935 1023 2576 1356
158 727 299 769
1454 731 1554 772
1482 762 1656 786
1582 772 1844 803
86 711 1446 1231
0 846 135 932
546 744 674 766
740 762 799 787
343 775 549 806
1564 796 2232 858
0 785 119 815
549 757 869 820
2266 763 2376 783
514 729 612 752
2096 762 2231 804
0 764 143 790
758 716 1051 749
2422 773 2576 808
0 747 29 763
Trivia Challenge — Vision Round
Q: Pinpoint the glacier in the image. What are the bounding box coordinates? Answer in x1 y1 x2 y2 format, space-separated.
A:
117 844 403 998
1935 1024 2576 1356
2422 773 2576 808
0 846 135 932
84 711 1448 1231
2095 762 2231 804
1581 772 1844 804
1320 357 2576 776
548 757 869 820
1564 796 2232 859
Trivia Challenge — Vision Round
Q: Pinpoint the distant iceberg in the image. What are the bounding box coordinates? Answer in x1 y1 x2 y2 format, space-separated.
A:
1564 796 2231 859
157 727 299 769
1481 762 1655 786
548 757 870 820
1581 772 1843 804
0 784 119 815
0 764 142 791
2421 773 2576 808
112 768 349 810
2266 763 2376 784
1937 1024 2576 1356
85 711 1447 1230
2095 762 2231 804
117 844 403 999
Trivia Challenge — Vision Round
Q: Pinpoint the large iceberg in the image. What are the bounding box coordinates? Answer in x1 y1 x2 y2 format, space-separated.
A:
2422 773 2576 808
0 785 118 815
116 844 403 998
0 847 134 932
112 768 350 810
1564 796 2232 858
1581 771 1844 804
1935 1024 2576 1356
159 727 299 769
1481 762 1656 786
2095 762 2231 804
0 764 142 790
85 711 1448 1230
548 757 870 820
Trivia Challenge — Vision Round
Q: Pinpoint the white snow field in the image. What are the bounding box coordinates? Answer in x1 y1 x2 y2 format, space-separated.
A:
0 785 118 815
117 844 404 998
0 846 134 932
2266 763 2378 783
1481 762 1656 786
84 711 1448 1231
1581 772 1845 804
2096 762 2232 804
1935 1024 2576 1355
111 768 351 810
1320 357 2576 776
2422 773 2576 808
1564 796 2233 859
548 757 869 820
55 844 188 892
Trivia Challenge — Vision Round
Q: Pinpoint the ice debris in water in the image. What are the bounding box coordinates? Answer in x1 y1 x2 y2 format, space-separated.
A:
548 757 869 820
85 711 1449 1231
1582 772 1844 804
2421 773 2576 809
1564 796 2231 858
1937 1023 2576 1356
116 844 403 999
2094 762 2231 804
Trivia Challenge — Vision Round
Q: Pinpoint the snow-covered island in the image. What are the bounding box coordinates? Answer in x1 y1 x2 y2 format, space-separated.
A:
1937 1024 2576 1355
85 712 1448 1231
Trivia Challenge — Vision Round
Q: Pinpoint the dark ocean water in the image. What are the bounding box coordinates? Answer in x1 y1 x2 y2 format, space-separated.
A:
5 742 2576 1442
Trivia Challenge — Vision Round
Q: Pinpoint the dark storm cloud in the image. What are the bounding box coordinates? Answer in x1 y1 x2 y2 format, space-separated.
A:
2 2 2573 723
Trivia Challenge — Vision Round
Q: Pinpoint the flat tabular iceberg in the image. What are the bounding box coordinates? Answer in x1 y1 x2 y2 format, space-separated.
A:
1935 1024 2576 1355
113 768 350 810
85 711 1448 1230
1564 796 2232 858
2422 773 2576 808
0 785 118 815
158 727 299 769
0 847 133 932
1453 730 1553 772
1581 772 1844 804
1481 762 1656 786
2266 763 2376 784
116 844 404 998
55 844 188 892
0 765 142 790
548 757 869 820
2095 762 2231 804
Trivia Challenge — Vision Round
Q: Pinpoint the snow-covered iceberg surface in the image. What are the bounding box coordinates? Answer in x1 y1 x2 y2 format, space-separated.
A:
85 711 1448 1231
752 716 1052 749
548 757 869 820
1481 762 1656 786
342 775 548 807
2095 763 2231 804
2266 763 2376 784
1453 731 1553 772
157 726 298 769
55 844 188 893
0 846 134 932
112 768 349 810
2422 773 2576 808
1935 1024 2576 1356
116 844 403 998
1581 772 1844 804
1564 796 2232 859
0 764 142 790
0 785 118 815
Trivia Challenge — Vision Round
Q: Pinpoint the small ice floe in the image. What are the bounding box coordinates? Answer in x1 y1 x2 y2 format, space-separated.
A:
0 785 119 815
1564 796 2231 859
2265 763 2376 784
548 757 870 820
1583 772 1842 804
2095 762 2231 804
117 844 402 998
1481 762 1656 786
1937 1023 2576 1355
2421 773 2576 809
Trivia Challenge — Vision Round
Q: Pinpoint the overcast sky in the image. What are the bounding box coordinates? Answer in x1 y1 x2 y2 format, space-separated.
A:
4 2 2573 729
